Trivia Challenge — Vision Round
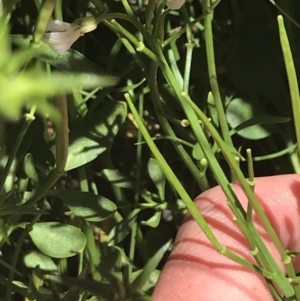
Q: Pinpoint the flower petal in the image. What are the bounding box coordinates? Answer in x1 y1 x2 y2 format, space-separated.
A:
166 0 185 10
42 29 81 53
45 20 79 33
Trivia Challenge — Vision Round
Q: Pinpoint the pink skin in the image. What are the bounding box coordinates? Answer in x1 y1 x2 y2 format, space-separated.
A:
152 174 300 301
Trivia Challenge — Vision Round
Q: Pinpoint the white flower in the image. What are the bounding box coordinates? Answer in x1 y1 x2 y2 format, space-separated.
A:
42 17 97 53
166 0 185 10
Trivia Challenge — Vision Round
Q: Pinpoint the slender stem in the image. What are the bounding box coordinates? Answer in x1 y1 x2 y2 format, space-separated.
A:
6 214 42 301
0 108 36 190
278 16 300 164
129 88 144 277
181 92 297 298
182 7 194 93
32 0 57 45
149 5 209 191
125 92 263 274
1 0 20 20
54 0 62 20
121 0 135 16
104 19 158 62
54 94 69 174
269 0 300 29
162 0 222 47
25 95 68 206
202 1 234 159
148 62 209 191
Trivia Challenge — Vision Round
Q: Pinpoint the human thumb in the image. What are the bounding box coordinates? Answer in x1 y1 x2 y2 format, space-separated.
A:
152 174 300 301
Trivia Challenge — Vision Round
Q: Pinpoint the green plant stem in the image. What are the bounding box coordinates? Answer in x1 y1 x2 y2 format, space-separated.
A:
148 62 209 191
269 0 300 29
32 0 57 45
25 94 69 206
102 18 158 62
0 107 36 191
129 88 144 278
278 16 300 165
118 37 146 73
1 0 20 20
0 119 4 165
6 213 42 301
202 1 234 161
287 139 300 173
54 94 68 174
83 223 102 281
54 0 62 20
181 92 299 299
182 6 194 93
145 0 156 32
148 6 209 191
121 0 135 16
90 0 105 14
96 13 156 52
162 0 222 47
109 8 208 191
149 15 291 292
125 92 267 275
102 5 298 298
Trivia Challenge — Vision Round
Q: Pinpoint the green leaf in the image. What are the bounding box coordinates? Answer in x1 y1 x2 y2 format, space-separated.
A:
130 240 171 292
0 72 117 121
131 270 160 293
229 115 290 136
0 205 42 216
141 211 161 228
47 274 115 301
48 190 116 222
148 158 166 200
29 222 86 258
0 19 10 68
1 34 118 121
23 153 39 183
226 98 282 140
207 91 219 127
11 35 109 75
65 101 127 171
99 169 133 189
108 209 140 245
2 47 42 75
23 251 58 272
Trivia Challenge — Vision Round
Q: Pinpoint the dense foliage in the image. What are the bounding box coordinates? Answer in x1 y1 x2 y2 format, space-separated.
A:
1 0 300 300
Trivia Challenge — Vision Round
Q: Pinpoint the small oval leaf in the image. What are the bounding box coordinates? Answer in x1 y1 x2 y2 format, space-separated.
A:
29 222 86 258
24 251 58 272
65 102 127 171
226 98 270 140
48 190 116 222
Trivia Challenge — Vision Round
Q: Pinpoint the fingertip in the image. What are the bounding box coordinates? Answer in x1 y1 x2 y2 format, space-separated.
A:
153 174 300 300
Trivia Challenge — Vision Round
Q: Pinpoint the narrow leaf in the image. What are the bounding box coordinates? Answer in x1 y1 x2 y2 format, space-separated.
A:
130 240 171 292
